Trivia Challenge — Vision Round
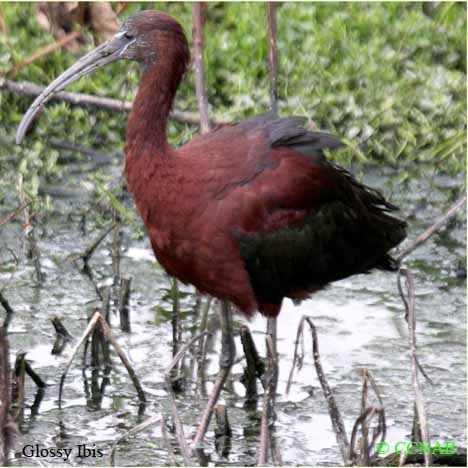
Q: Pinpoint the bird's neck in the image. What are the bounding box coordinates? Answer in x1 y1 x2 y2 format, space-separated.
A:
125 59 184 158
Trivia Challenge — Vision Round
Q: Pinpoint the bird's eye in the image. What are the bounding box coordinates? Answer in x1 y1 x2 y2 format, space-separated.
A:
124 32 135 40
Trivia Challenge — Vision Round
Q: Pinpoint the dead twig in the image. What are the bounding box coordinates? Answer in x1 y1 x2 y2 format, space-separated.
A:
195 296 212 398
78 223 114 265
160 414 177 466
0 327 19 466
1 78 221 127
304 317 351 465
285 316 306 396
51 316 73 356
111 216 121 284
350 406 386 465
18 176 44 285
58 310 146 408
164 331 209 466
396 193 466 262
169 279 184 392
214 404 231 458
0 292 14 322
267 2 278 115
193 3 210 133
239 324 265 407
118 277 131 332
397 269 432 467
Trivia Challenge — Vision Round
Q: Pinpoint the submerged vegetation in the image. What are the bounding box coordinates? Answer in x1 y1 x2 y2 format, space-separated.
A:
0 1 466 211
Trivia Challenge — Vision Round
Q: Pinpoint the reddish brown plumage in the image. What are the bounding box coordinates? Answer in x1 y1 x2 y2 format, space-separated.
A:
120 11 407 317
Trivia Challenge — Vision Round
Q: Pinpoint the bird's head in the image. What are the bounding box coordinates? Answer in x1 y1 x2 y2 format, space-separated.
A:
16 10 190 144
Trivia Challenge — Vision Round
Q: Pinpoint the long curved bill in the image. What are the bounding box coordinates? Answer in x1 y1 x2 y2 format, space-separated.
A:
16 32 133 144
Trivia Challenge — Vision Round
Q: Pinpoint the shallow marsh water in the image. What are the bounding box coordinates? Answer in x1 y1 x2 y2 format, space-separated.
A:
0 166 465 466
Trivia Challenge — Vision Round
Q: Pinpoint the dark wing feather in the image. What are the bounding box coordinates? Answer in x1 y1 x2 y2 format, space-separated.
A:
228 114 406 314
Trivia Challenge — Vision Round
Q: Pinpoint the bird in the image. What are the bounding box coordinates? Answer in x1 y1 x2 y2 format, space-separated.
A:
16 9 407 451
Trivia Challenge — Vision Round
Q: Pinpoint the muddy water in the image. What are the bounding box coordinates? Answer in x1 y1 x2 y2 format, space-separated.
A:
0 167 465 466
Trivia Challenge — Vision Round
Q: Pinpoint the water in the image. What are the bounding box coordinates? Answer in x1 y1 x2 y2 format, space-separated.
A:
0 167 465 466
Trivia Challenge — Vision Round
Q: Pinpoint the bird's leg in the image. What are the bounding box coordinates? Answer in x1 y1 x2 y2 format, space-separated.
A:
258 316 281 465
191 300 235 452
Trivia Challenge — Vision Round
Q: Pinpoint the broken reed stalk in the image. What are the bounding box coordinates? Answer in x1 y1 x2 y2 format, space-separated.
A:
160 414 177 466
0 292 14 319
239 324 265 406
164 331 209 466
118 277 132 332
11 353 26 422
59 310 145 408
0 78 219 127
18 175 44 284
0 326 18 467
188 292 203 377
23 360 45 389
169 279 185 392
303 317 351 465
51 316 73 355
90 311 103 368
397 268 432 467
111 217 121 284
396 193 466 262
78 223 114 265
195 296 212 397
214 404 232 458
190 1 212 400
349 370 386 465
350 406 386 464
51 316 73 341
285 316 306 396
358 368 370 464
193 2 210 134
102 286 112 323
109 414 161 466
267 2 278 115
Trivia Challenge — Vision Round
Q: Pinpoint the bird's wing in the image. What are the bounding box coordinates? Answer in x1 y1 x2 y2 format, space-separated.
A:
180 113 342 204
192 114 405 314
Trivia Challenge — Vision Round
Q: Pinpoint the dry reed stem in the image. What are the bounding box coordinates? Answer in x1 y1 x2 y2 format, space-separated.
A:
18 175 44 284
397 268 432 467
0 78 220 126
58 311 145 408
193 3 210 134
396 193 466 262
285 316 306 396
78 223 114 266
267 2 278 115
164 331 209 465
160 414 177 466
304 317 351 465
239 324 265 406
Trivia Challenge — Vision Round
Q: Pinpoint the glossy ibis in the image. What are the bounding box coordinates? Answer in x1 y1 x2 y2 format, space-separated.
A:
16 10 407 450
